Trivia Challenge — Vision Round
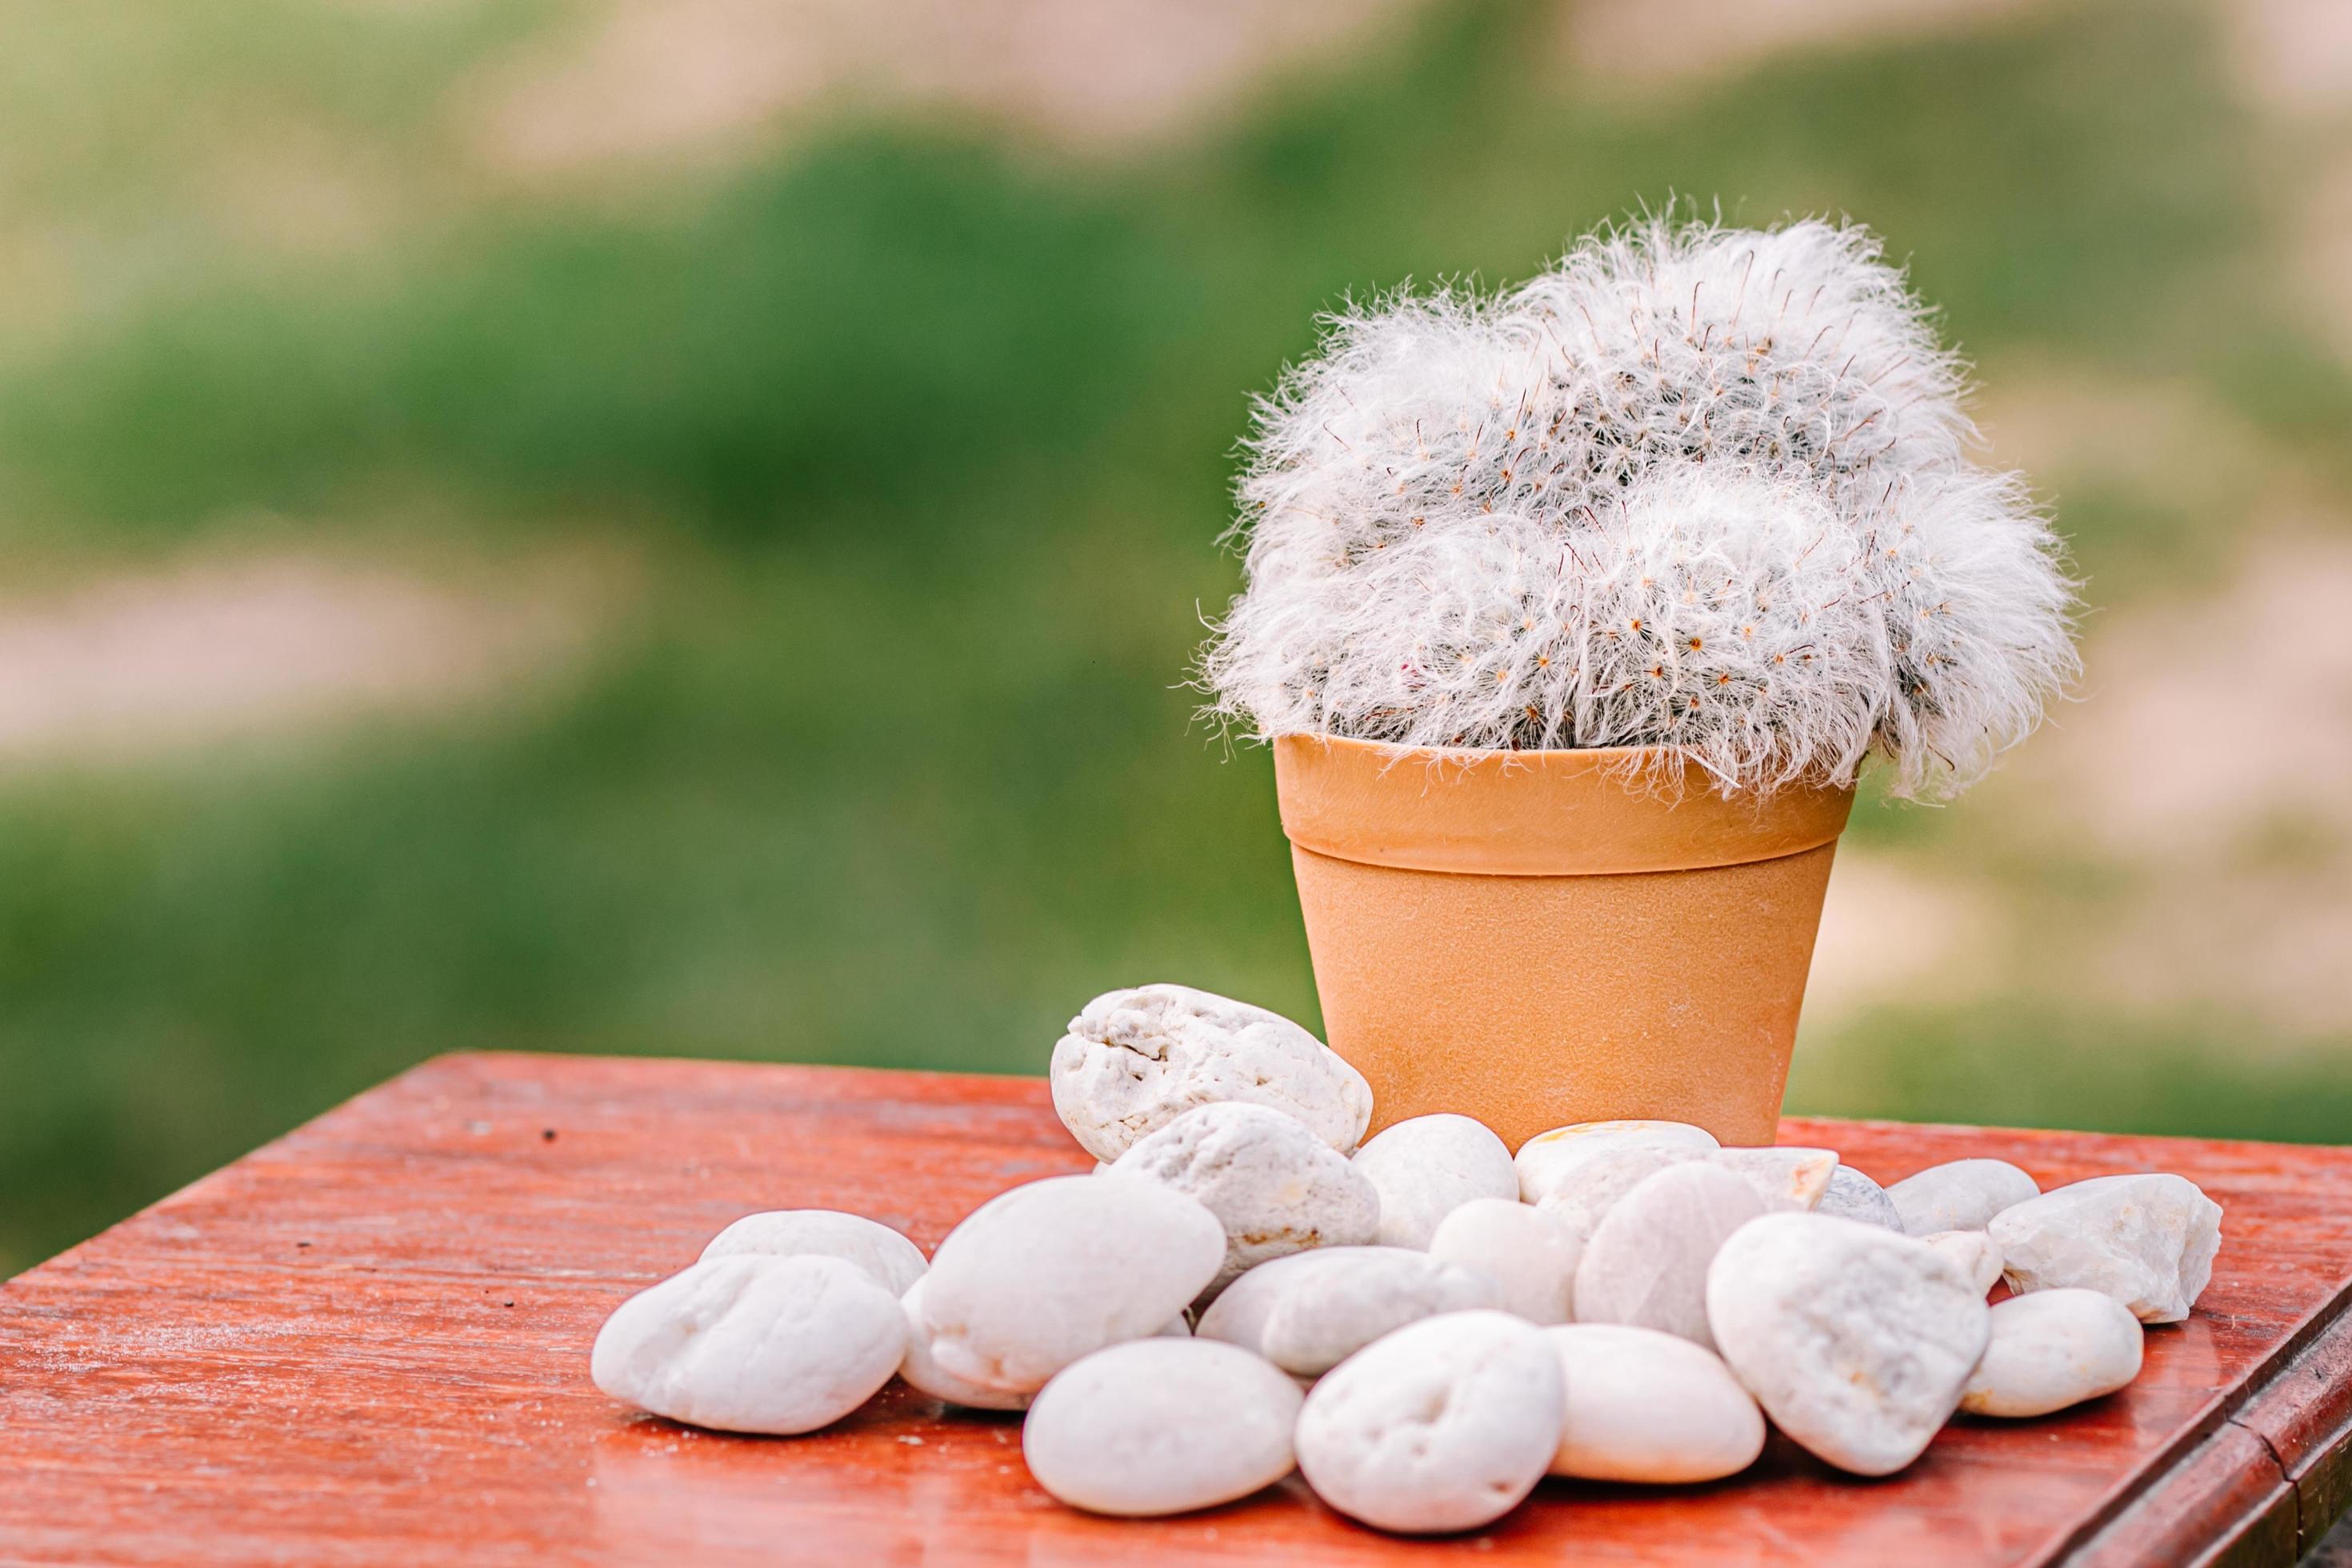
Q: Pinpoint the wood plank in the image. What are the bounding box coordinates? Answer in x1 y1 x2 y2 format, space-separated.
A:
2 1052 2350 1566
2233 1299 2352 1558
2061 1422 2294 1567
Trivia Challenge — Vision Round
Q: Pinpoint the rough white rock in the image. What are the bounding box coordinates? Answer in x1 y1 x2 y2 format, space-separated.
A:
698 1210 929 1294
1710 1147 1838 1211
1294 1310 1564 1534
1514 1120 1720 1205
1706 1214 1991 1475
1050 985 1371 1162
1353 1114 1519 1249
917 1174 1224 1394
1816 1164 1906 1231
1889 1159 2041 1237
592 1255 906 1434
1961 1289 2146 1418
1107 1102 1380 1298
1574 1162 1768 1349
1196 1246 1499 1377
1534 1143 1698 1237
898 1274 1031 1410
1022 1338 1304 1515
1545 1323 1766 1483
1988 1173 2222 1323
1922 1230 2006 1296
1427 1198 1584 1326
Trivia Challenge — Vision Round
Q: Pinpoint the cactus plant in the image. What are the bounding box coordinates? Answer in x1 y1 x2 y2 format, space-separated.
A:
1202 215 2076 798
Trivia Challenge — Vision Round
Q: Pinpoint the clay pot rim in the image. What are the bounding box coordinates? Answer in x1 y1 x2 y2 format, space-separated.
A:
1272 733 1855 878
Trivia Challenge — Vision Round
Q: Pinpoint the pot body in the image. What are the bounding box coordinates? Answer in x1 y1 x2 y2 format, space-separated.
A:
1274 736 1854 1150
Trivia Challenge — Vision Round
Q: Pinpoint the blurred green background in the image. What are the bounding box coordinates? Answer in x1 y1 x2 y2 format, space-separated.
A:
5 0 2351 1274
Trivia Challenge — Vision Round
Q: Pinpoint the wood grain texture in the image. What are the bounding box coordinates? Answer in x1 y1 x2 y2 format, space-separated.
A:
3 1053 2351 1566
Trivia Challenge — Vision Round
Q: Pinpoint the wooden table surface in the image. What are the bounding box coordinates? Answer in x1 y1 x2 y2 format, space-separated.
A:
6 1053 2352 1566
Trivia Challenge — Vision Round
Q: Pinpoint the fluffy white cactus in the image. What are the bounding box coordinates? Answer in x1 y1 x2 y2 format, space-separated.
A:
1202 215 2076 798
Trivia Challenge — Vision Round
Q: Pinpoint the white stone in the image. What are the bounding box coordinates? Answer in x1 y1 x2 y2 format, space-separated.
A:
1050 985 1371 1162
1962 1289 2146 1418
1706 1213 1990 1476
698 1209 929 1294
1533 1143 1698 1236
898 1274 1030 1411
1710 1147 1838 1211
1574 1162 1768 1350
1352 1114 1518 1249
1107 1102 1380 1298
1514 1120 1720 1204
1888 1159 2042 1237
592 1255 906 1434
1988 1173 2222 1324
1294 1310 1563 1534
1427 1198 1584 1326
1196 1246 1499 1377
904 1294 1190 1410
1816 1164 1905 1231
917 1174 1224 1394
1922 1230 2006 1296
1022 1338 1303 1516
1545 1324 1766 1483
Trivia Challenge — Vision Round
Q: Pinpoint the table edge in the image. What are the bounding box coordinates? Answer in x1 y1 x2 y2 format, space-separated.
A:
2050 1299 2352 1566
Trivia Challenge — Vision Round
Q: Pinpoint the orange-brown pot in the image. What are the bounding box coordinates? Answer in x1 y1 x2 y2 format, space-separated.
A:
1274 735 1854 1150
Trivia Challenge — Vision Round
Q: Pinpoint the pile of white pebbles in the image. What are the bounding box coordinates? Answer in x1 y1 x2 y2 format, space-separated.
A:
590 984 2226 1534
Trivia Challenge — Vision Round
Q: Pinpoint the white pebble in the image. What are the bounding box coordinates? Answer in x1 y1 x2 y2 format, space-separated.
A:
1816 1164 1905 1231
1514 1120 1719 1205
591 1255 905 1434
1710 1146 1838 1211
1022 1338 1303 1515
1706 1214 1990 1475
898 1274 1030 1410
1353 1114 1518 1249
1428 1198 1584 1325
1545 1324 1766 1483
1534 1143 1697 1236
1988 1173 2222 1323
1294 1310 1563 1534
1922 1230 2006 1296
918 1175 1224 1394
1962 1289 2145 1418
1196 1246 1498 1377
1107 1102 1379 1299
1888 1158 2041 1236
1050 985 1370 1162
1574 1162 1767 1349
699 1210 929 1294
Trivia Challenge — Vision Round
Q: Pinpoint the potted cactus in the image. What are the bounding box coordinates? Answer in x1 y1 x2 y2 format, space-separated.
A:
1202 216 2075 1148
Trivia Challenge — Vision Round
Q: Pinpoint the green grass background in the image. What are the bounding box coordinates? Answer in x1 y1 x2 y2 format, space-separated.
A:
3 0 2349 1272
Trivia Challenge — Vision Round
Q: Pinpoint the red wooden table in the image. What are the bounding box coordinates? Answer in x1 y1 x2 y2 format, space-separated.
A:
5 1053 2351 1566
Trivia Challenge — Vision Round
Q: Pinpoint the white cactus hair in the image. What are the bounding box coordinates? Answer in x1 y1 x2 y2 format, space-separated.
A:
1202 211 2077 798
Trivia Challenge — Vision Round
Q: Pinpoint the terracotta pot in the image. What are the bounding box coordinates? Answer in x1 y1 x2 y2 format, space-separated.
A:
1273 735 1854 1150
